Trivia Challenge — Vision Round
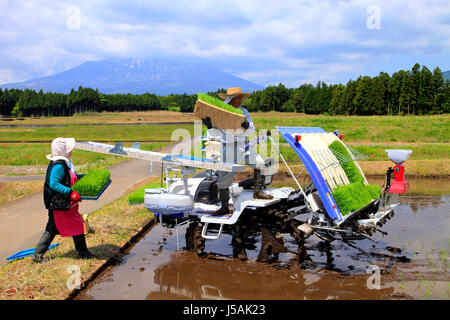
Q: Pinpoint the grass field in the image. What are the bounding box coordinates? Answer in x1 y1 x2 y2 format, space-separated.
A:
2 112 448 143
0 142 169 175
0 112 448 177
0 181 42 206
0 142 168 166
271 143 450 162
252 113 450 143
0 111 195 125
0 124 195 142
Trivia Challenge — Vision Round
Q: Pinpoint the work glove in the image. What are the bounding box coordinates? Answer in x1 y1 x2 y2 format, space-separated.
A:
241 121 249 130
202 117 212 129
70 190 82 203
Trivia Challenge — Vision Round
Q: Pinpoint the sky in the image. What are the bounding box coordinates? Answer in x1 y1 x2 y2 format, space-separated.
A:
0 0 449 87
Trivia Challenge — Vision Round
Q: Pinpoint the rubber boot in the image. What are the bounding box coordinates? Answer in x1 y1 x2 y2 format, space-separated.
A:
253 169 273 200
73 234 97 259
32 231 56 263
212 188 230 216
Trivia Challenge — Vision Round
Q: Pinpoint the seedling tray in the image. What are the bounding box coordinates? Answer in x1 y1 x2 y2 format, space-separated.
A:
194 96 246 131
6 243 59 262
81 179 112 200
73 169 111 200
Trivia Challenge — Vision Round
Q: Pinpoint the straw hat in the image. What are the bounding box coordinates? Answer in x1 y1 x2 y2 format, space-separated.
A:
218 87 251 100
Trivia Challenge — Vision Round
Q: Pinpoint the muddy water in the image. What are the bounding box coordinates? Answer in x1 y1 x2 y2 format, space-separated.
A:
76 193 449 300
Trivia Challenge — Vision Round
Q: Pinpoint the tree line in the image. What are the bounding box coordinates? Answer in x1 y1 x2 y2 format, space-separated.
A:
0 63 448 117
0 87 197 117
247 64 449 115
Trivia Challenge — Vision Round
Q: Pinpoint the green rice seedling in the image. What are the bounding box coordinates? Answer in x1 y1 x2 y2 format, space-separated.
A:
328 140 381 215
332 181 381 216
365 184 381 199
72 169 110 197
197 93 243 115
128 182 166 204
332 181 372 215
329 140 364 183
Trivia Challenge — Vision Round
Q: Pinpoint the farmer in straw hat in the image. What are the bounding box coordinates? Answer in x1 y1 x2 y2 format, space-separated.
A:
202 87 273 217
32 137 96 263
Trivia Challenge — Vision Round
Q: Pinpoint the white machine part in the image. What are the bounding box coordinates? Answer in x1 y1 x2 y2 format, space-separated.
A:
144 188 194 216
385 149 412 165
144 171 295 239
168 177 205 195
198 186 295 239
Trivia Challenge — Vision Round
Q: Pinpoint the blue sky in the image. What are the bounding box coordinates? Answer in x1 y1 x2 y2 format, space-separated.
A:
0 0 449 87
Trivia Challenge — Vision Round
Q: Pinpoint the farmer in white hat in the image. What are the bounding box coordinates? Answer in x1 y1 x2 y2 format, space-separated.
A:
202 87 273 216
32 137 96 263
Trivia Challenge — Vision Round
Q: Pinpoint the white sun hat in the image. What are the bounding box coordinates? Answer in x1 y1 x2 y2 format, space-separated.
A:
46 137 76 163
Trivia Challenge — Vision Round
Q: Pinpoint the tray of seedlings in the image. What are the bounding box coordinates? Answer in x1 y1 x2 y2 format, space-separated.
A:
72 169 111 200
194 93 246 131
328 140 381 216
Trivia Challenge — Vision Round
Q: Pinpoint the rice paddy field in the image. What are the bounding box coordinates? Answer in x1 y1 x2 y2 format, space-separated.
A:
0 112 448 301
0 112 448 178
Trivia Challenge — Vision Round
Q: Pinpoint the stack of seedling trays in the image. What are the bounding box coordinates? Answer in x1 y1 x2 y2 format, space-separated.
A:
72 169 111 200
194 93 246 130
328 140 381 216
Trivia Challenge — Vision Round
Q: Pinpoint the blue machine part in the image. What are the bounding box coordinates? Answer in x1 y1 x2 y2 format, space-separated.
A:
6 243 59 262
161 154 216 163
276 126 327 135
154 212 186 219
276 127 344 224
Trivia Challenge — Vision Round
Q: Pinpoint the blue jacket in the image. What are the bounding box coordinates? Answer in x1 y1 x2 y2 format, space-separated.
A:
49 163 72 196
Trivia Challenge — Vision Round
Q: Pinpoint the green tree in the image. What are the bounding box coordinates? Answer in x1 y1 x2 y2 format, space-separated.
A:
421 66 433 114
399 71 414 115
329 84 344 115
431 67 445 114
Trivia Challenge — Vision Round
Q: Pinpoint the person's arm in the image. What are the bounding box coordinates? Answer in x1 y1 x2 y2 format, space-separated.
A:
240 107 256 135
49 164 72 196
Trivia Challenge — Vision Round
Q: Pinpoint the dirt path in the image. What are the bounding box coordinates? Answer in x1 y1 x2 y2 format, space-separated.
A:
0 175 45 182
0 136 199 264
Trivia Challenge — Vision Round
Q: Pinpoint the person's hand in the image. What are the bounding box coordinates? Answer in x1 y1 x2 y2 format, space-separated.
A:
202 117 212 129
241 121 249 130
71 190 82 203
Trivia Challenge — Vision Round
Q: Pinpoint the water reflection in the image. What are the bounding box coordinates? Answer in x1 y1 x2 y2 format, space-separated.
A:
146 251 395 300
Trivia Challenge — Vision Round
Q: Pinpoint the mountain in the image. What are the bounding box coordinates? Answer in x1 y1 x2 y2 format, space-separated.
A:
0 58 263 95
444 70 450 81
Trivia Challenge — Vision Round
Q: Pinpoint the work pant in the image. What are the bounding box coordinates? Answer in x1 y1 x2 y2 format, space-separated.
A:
217 144 266 189
45 210 59 236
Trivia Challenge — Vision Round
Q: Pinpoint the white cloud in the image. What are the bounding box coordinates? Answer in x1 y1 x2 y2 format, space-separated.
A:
0 0 448 85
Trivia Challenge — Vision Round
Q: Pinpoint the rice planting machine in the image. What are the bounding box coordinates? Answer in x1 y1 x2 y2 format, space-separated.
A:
75 127 412 261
